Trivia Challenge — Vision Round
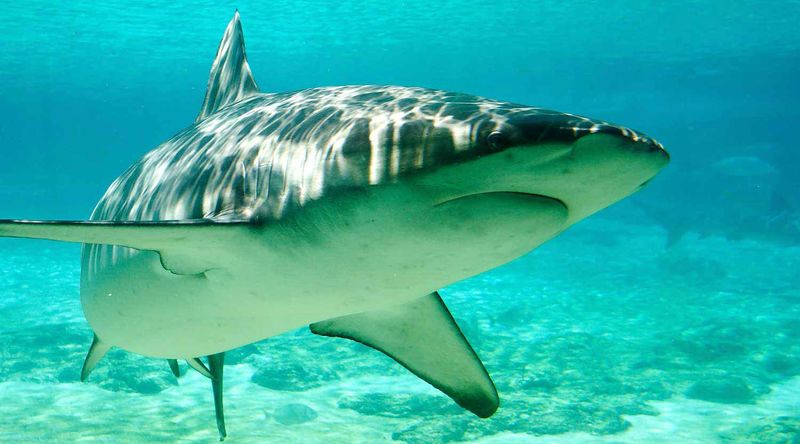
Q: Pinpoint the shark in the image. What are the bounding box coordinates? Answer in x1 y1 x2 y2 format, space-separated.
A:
0 12 669 440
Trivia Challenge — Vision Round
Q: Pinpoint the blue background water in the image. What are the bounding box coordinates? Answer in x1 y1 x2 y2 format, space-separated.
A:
1 1 799 442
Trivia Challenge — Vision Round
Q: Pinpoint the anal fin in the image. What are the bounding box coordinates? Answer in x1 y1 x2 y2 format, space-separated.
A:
187 357 213 379
311 292 498 418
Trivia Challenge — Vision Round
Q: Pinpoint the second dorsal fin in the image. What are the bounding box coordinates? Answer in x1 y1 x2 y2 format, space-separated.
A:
197 11 260 122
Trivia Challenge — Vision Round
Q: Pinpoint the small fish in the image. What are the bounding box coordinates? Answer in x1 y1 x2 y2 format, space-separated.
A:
711 156 776 178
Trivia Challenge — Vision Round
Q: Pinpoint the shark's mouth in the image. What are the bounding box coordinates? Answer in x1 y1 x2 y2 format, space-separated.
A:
430 191 571 257
435 191 568 212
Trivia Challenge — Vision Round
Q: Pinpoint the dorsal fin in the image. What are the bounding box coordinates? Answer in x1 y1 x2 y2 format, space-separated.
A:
197 11 259 122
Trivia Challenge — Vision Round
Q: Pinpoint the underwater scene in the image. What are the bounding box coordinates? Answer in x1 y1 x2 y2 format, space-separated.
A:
1 1 799 442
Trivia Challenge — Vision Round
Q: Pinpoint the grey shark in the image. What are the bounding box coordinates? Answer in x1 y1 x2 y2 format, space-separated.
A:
0 12 669 440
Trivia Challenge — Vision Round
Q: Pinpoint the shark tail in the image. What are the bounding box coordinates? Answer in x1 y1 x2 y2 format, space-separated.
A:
0 11 257 438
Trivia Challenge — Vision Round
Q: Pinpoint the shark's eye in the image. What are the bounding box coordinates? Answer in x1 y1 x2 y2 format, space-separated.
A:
487 131 509 151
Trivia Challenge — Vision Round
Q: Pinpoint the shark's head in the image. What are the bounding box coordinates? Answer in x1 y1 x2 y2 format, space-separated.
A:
410 101 670 227
293 93 675 287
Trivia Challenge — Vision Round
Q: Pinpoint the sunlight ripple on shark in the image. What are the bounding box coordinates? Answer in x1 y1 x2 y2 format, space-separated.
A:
0 12 669 440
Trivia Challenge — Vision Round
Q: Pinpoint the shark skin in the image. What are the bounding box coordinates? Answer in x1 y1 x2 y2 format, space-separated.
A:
0 11 669 440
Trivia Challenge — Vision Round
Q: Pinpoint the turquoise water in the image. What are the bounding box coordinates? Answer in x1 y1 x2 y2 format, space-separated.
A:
1 1 799 442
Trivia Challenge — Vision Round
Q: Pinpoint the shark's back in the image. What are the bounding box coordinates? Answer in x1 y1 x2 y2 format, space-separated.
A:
91 85 511 224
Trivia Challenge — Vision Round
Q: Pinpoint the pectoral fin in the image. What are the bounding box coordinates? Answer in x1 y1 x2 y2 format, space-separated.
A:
310 292 498 418
0 218 254 275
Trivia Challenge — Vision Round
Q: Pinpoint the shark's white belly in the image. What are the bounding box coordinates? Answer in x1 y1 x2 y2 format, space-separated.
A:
80 186 569 358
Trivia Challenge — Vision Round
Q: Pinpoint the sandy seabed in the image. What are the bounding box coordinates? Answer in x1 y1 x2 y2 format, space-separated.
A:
0 217 798 443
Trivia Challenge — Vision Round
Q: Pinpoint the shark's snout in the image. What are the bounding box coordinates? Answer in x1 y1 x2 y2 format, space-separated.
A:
591 124 670 168
502 111 668 160
587 125 670 172
500 109 669 173
474 111 669 225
